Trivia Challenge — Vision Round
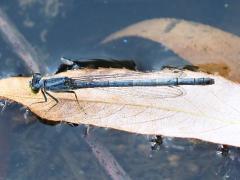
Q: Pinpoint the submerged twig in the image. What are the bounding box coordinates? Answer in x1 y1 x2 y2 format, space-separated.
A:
0 7 41 73
83 132 132 180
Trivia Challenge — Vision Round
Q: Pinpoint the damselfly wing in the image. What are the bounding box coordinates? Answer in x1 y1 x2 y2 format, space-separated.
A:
49 69 190 124
67 68 186 100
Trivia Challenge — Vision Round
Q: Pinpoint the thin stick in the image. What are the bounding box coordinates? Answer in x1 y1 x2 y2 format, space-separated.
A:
0 8 41 73
83 132 132 180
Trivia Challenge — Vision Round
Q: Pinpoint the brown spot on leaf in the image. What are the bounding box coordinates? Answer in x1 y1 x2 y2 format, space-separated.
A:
197 63 230 78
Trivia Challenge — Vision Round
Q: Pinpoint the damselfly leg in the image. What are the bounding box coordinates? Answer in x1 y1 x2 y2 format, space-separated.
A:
56 90 87 114
43 91 59 111
41 89 47 102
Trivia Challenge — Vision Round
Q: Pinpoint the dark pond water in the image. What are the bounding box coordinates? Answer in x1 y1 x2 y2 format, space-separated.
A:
0 0 240 179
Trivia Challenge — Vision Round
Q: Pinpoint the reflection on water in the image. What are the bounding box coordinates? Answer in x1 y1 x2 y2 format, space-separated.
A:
0 0 240 179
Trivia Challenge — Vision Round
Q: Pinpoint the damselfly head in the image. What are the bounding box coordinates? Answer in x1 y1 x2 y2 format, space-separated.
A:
29 73 42 93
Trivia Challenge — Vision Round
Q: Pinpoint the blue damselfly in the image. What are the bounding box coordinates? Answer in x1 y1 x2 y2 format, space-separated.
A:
29 72 214 109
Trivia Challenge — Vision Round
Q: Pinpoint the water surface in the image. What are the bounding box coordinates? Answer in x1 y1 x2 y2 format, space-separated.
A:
0 1 240 179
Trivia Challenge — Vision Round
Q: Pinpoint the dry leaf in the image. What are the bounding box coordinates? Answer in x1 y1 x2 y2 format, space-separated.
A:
102 18 240 82
1 68 240 147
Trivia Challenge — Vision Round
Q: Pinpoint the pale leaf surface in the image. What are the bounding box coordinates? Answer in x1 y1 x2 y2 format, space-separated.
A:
0 68 239 146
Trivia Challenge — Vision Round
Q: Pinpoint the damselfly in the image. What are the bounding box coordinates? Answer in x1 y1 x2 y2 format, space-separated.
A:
29 71 214 109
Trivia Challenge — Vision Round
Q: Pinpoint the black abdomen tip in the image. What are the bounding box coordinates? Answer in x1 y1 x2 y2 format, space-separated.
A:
205 78 215 85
